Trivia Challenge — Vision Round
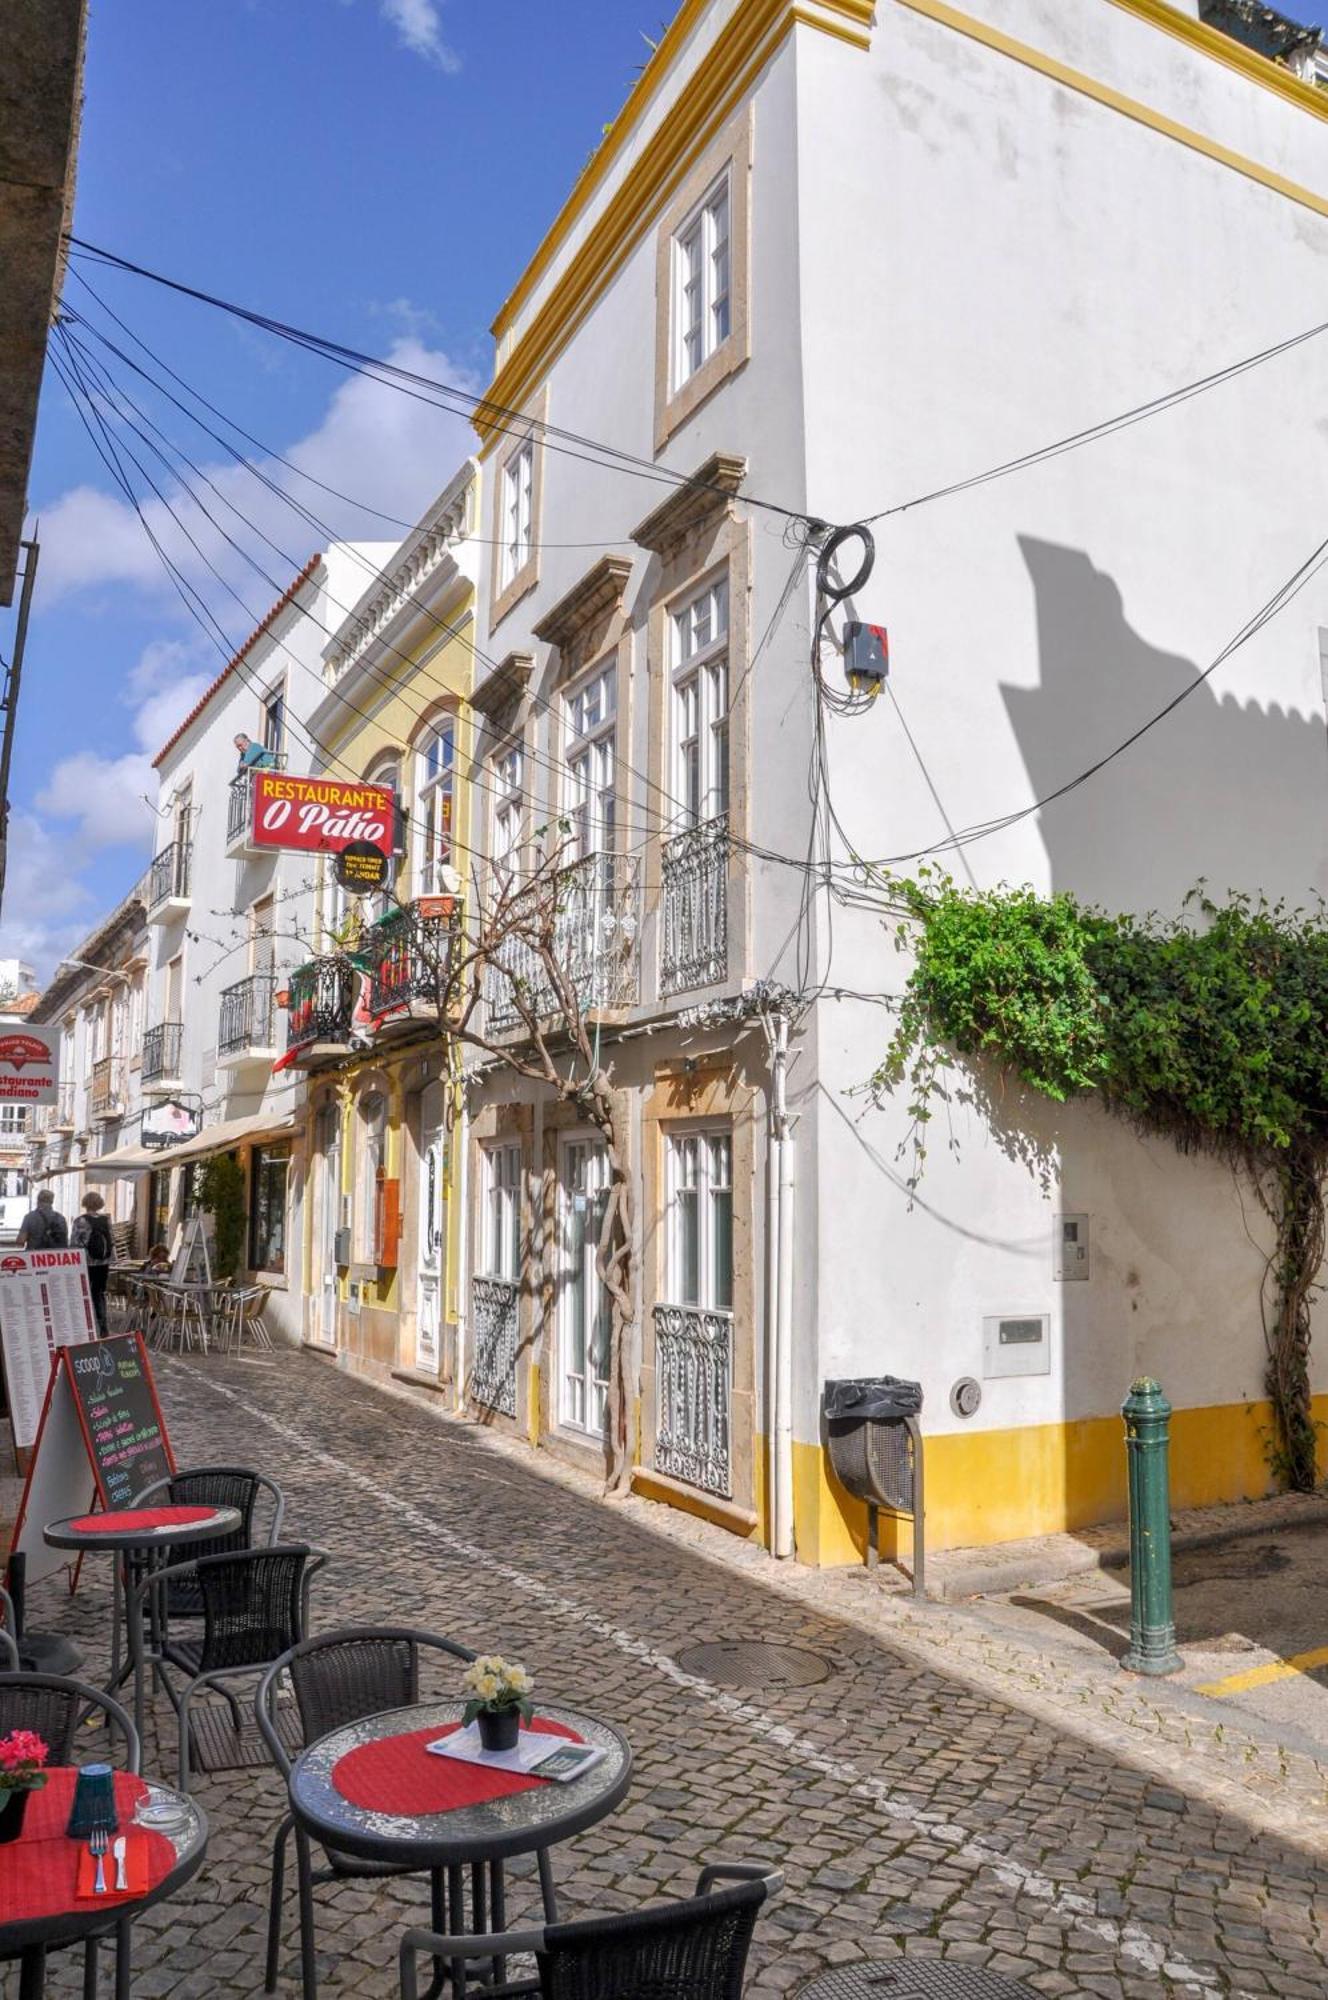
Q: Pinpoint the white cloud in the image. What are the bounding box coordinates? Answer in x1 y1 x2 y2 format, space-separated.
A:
36 751 158 850
379 0 460 69
0 814 96 982
34 338 479 623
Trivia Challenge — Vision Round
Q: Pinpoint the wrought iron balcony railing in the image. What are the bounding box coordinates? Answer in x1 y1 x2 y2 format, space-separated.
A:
218 971 276 1058
286 957 356 1052
661 814 728 996
90 1056 125 1121
470 1275 518 1417
363 900 459 1019
486 851 641 1032
142 1021 184 1086
227 754 288 849
147 838 191 912
652 1302 734 1498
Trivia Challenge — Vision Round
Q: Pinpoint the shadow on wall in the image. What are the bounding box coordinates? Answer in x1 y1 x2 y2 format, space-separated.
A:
995 537 1328 1540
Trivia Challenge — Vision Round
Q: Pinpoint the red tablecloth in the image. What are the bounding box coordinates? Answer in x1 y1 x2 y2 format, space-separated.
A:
0 1770 177 1922
331 1718 581 1816
66 1507 217 1535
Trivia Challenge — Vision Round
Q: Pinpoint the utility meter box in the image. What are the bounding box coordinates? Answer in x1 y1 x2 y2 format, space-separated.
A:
983 1313 1051 1379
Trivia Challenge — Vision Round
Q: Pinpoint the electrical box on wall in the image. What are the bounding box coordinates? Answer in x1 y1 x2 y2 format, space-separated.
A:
983 1313 1051 1379
333 1227 352 1268
1055 1214 1089 1281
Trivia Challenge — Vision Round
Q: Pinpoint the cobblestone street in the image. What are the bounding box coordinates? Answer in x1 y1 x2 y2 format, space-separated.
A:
26 1351 1328 2000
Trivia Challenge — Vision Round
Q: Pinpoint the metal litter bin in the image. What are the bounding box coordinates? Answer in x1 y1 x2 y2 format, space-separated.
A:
823 1377 925 1597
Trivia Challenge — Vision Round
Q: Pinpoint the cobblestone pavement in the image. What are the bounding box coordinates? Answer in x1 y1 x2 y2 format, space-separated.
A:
26 1350 1328 1999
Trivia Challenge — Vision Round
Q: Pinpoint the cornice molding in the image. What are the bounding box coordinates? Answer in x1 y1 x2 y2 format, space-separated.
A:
532 555 633 648
632 452 748 554
477 0 872 446
1104 0 1328 123
325 465 476 685
471 651 534 720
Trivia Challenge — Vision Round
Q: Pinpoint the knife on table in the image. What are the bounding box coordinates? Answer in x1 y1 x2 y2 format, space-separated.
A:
112 1836 128 1892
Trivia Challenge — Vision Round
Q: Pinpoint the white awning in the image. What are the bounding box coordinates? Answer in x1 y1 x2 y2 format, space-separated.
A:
82 1145 157 1180
152 1112 297 1166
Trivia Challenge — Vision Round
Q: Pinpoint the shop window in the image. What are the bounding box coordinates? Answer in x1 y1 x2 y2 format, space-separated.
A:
249 1143 290 1276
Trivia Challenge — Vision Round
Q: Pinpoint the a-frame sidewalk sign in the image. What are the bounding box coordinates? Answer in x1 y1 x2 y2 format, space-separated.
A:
6 1333 177 1587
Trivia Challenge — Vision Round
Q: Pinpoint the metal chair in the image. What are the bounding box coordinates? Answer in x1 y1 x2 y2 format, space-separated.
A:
137 1544 326 1791
0 1587 19 1671
400 1863 781 2000
222 1284 275 1354
256 1625 477 2000
132 1465 286 1617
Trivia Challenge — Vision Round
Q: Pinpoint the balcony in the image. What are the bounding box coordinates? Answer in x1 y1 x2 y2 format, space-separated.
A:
146 839 191 925
362 900 459 1029
486 852 641 1033
217 971 277 1068
226 754 287 859
89 1057 125 1123
285 958 356 1064
142 1021 184 1091
660 815 728 996
652 1302 734 1498
48 1081 76 1132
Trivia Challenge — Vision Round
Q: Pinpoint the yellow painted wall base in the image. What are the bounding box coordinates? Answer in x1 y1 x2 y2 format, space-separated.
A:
788 1395 1328 1567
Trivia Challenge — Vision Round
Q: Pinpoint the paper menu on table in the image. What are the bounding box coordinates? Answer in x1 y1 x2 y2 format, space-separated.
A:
426 1725 605 1781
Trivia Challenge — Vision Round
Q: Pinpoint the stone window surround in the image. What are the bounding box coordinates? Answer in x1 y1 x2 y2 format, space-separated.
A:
653 105 753 453
488 386 549 634
532 554 635 891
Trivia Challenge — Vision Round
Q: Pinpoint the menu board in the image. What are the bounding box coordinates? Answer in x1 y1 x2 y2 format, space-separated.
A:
63 1335 175 1510
0 1249 96 1450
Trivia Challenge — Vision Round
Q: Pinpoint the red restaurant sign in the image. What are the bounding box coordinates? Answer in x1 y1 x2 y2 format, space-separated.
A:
251 774 395 856
0 1029 57 1106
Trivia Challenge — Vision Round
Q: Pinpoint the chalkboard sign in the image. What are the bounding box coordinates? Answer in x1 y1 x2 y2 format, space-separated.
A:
63 1334 175 1510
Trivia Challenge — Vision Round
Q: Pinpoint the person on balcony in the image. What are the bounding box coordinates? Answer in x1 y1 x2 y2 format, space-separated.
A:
234 733 278 772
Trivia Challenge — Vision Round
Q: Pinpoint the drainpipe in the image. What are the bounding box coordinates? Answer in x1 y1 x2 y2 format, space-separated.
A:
769 1008 795 1559
452 1051 469 1416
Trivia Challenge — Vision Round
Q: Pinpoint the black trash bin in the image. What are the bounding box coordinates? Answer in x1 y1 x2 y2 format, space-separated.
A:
823 1377 925 1597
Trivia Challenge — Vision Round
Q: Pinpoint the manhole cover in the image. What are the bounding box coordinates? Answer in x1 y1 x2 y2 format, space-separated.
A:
673 1640 830 1687
798 1964 1037 1998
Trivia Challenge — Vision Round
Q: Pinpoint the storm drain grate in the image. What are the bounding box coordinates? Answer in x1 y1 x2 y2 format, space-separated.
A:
797 1964 1038 1999
189 1698 301 1775
673 1639 830 1688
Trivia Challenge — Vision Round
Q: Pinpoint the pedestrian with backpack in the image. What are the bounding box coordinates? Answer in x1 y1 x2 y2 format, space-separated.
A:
17 1189 68 1251
72 1191 114 1337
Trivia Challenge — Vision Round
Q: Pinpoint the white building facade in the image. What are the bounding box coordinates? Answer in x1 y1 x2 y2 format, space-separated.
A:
449 0 1328 1561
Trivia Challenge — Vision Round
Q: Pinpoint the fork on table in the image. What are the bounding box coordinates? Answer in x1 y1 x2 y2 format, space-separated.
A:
89 1824 110 1895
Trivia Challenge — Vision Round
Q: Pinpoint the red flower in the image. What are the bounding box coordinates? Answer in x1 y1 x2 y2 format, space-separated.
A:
0 1730 48 1772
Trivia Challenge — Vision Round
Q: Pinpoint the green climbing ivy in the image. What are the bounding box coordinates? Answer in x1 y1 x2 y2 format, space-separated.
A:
875 872 1328 1491
196 1151 247 1281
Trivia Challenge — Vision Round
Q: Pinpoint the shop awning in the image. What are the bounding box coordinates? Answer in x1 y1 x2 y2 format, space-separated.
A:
81 1144 157 1180
152 1111 297 1166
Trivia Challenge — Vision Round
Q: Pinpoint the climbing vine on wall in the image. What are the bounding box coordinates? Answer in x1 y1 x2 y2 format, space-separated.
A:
874 873 1328 1491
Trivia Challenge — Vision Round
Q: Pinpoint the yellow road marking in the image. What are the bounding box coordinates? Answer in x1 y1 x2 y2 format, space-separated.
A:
1196 1645 1328 1697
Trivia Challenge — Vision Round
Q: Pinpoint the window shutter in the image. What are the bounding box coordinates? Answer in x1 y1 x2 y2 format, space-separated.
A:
375 1173 402 1268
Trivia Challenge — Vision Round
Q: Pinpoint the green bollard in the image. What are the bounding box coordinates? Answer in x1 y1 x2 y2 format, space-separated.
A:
1121 1377 1182 1676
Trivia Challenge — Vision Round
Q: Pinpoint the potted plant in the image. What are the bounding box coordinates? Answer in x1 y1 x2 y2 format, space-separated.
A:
462 1656 534 1753
0 1730 48 1843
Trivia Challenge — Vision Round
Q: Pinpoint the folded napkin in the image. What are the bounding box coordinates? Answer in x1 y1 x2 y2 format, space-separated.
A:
75 1833 149 1902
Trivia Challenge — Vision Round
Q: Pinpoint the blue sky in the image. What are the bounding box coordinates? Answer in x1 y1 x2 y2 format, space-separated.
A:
4 0 666 979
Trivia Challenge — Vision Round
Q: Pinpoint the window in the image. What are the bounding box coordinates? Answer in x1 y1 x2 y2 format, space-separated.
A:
564 664 616 862
149 1168 172 1252
365 755 401 920
357 1091 388 1262
263 685 286 758
502 441 534 588
0 1106 28 1135
416 720 456 897
667 1129 733 1312
673 173 731 389
250 897 276 977
558 1139 611 1434
249 1142 290 1276
671 574 730 828
492 742 524 888
482 1142 522 1280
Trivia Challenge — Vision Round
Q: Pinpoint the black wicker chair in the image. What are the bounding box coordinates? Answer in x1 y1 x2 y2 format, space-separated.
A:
136 1543 326 1791
132 1465 286 1617
256 1625 476 2000
0 1586 18 1671
0 1674 141 2000
399 1863 780 2000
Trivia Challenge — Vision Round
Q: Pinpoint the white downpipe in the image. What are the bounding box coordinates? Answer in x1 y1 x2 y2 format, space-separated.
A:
770 1010 795 1560
452 1063 470 1416
766 1124 783 1549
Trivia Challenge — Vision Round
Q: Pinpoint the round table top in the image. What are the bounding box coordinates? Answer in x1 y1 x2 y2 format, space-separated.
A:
289 1699 632 1867
42 1504 242 1553
0 1778 207 1957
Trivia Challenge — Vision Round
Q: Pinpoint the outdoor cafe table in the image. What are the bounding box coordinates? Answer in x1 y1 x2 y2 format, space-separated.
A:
0 1769 207 1999
288 1699 632 1997
43 1506 243 1744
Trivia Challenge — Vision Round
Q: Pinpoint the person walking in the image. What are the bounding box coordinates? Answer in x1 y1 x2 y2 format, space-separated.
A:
17 1189 68 1250
72 1191 114 1337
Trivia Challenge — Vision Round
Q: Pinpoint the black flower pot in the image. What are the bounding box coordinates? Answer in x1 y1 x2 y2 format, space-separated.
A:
477 1708 520 1753
0 1788 32 1845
